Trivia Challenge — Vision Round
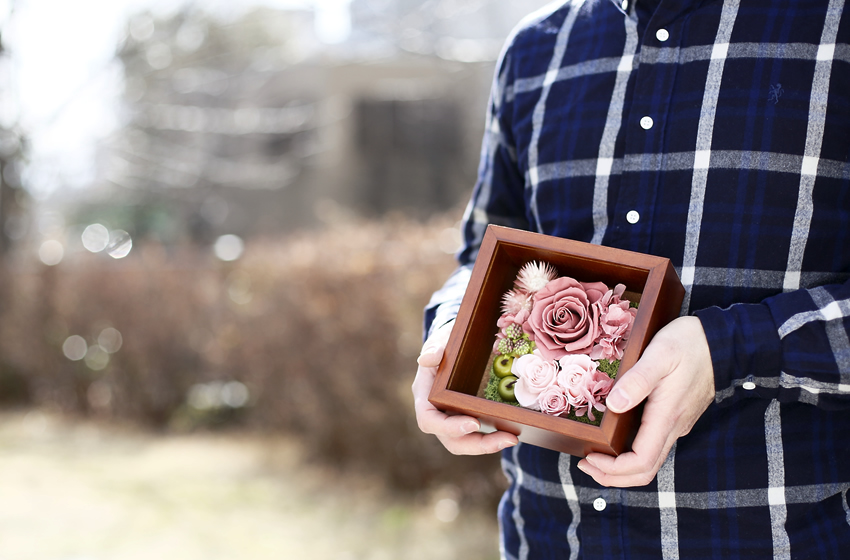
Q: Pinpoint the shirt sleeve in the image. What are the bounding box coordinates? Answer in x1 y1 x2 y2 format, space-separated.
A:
694 278 850 410
423 36 529 341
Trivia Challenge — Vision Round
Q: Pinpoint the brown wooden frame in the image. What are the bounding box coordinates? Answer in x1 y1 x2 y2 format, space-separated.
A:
429 225 685 457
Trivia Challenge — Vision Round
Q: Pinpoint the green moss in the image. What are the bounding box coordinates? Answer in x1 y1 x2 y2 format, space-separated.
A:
596 358 620 378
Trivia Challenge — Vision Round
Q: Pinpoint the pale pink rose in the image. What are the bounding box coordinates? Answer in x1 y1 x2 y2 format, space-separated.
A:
511 352 558 410
537 385 571 416
557 354 598 407
525 277 601 360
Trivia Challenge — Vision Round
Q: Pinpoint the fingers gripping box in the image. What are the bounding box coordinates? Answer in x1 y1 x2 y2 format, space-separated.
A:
428 226 685 458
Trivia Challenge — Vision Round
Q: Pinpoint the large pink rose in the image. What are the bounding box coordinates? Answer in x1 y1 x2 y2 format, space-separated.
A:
580 281 610 304
511 352 558 410
525 277 601 360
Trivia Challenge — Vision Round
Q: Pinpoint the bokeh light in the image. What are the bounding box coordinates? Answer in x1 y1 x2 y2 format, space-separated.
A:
221 381 250 408
38 239 64 265
438 226 462 254
187 380 250 410
106 229 133 259
81 223 110 252
84 345 110 371
214 234 244 261
434 498 460 523
97 327 123 353
62 335 88 361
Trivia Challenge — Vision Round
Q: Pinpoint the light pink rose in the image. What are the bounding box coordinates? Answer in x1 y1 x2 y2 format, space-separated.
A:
525 277 601 360
537 385 571 416
557 354 598 407
511 352 558 410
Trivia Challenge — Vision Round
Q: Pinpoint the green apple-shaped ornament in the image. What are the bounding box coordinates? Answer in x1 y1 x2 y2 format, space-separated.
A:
498 375 518 402
493 354 514 378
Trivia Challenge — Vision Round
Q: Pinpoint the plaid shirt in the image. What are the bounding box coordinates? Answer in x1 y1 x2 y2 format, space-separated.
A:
424 0 850 558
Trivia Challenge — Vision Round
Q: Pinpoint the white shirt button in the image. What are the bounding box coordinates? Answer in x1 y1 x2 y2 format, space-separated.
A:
621 0 628 10
626 210 640 224
593 497 607 511
656 28 670 42
640 116 654 130
743 381 756 390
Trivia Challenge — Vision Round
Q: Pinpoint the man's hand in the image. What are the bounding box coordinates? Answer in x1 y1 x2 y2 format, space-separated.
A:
412 321 518 455
577 316 715 487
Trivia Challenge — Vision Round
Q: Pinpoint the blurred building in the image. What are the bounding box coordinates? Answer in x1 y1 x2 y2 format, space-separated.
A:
81 0 550 244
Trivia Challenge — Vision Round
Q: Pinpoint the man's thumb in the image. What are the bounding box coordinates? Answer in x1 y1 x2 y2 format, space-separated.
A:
417 343 445 368
605 362 655 413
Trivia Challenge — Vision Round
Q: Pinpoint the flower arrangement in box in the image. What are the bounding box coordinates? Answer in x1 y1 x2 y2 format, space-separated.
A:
485 261 637 425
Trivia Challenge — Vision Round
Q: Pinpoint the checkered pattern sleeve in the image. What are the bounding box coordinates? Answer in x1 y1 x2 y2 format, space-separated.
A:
696 279 850 409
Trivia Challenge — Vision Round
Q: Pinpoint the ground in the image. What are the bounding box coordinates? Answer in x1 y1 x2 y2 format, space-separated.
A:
0 410 501 560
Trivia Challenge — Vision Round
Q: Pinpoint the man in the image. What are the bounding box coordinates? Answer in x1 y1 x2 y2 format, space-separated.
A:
412 0 850 558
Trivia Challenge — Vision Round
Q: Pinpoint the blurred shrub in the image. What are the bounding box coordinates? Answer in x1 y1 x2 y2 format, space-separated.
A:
0 214 505 505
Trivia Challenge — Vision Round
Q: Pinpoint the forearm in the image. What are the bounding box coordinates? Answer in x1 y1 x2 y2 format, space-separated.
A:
694 279 850 409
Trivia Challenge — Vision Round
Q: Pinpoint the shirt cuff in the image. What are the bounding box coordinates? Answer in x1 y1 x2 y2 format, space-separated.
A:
693 302 783 406
423 264 473 341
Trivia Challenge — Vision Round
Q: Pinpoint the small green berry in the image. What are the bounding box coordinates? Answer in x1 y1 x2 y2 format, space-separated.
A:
497 337 514 355
505 323 523 340
513 339 531 356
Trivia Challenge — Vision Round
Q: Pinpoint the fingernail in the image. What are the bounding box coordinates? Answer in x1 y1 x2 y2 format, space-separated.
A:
462 421 479 435
498 440 517 450
606 388 630 412
577 461 589 474
585 456 598 469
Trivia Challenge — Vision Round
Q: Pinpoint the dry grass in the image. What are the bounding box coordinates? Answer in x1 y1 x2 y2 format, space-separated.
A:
0 213 505 507
0 409 501 560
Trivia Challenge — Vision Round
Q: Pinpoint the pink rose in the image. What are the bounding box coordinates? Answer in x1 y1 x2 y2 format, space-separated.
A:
557 354 598 407
511 352 558 410
537 385 571 416
525 277 601 360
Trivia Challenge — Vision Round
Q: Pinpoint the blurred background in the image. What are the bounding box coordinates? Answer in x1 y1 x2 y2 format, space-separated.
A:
0 0 553 558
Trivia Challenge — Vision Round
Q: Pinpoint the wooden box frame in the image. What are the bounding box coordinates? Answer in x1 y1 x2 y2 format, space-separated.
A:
429 226 685 457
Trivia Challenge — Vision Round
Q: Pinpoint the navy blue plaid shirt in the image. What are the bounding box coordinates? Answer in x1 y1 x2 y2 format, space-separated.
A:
424 0 850 558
